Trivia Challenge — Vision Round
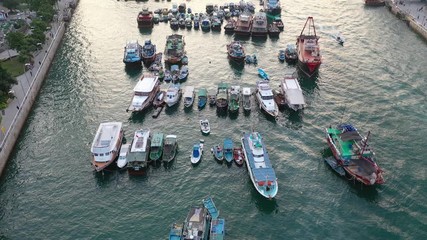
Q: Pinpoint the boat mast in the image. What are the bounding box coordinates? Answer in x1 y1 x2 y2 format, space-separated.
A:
360 131 371 158
299 16 316 37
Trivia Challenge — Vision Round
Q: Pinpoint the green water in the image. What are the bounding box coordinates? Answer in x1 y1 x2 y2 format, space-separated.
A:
1 0 427 239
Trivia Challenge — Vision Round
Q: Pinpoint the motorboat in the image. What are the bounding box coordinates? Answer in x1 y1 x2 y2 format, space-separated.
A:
185 17 192 29
234 12 252 36
228 85 240 113
241 131 278 198
200 119 210 135
257 68 269 80
242 87 252 111
190 139 204 164
251 12 268 37
201 18 211 31
123 40 142 65
164 34 186 64
117 143 130 169
263 0 282 16
193 18 200 29
137 8 154 28
278 50 286 62
285 44 298 64
178 66 189 81
268 23 280 38
210 219 225 240
178 18 186 29
227 41 245 63
223 138 233 164
211 17 222 31
90 122 124 172
208 90 217 107
153 90 166 108
325 124 384 185
183 85 195 108
255 80 279 119
281 72 306 111
127 74 160 112
165 84 182 107
233 146 245 166
273 16 284 31
141 39 156 65
224 19 236 33
296 17 322 76
170 18 179 30
197 88 207 109
163 135 178 163
127 129 150 175
211 145 224 161
273 89 286 109
149 132 164 162
216 83 229 109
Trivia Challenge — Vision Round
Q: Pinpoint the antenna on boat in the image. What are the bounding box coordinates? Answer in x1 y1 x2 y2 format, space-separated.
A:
359 131 370 159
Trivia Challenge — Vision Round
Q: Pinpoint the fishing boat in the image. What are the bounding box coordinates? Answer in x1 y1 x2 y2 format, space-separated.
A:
325 124 384 185
242 87 252 112
197 88 208 109
285 44 298 64
90 122 124 172
223 138 234 164
163 135 178 163
257 68 269 80
170 18 179 30
141 39 156 65
153 14 160 24
185 17 192 29
117 143 130 169
153 90 166 108
296 17 322 76
164 34 186 64
224 19 236 33
216 83 229 110
211 145 224 162
137 8 154 28
190 139 204 164
255 80 279 119
183 86 195 108
182 206 209 240
268 23 280 38
251 12 268 37
170 64 180 83
241 131 278 198
278 50 286 62
233 146 245 166
234 12 252 36
263 0 282 16
178 3 186 13
127 74 160 112
169 223 183 240
201 18 211 31
228 85 240 113
227 41 246 63
193 18 200 29
178 66 189 81
365 0 385 6
123 41 142 65
211 17 222 31
273 90 286 109
281 72 306 111
210 218 225 240
149 132 164 162
164 70 173 82
208 90 217 107
273 16 284 31
200 119 210 135
165 84 182 107
203 196 219 220
127 129 150 175
182 55 189 65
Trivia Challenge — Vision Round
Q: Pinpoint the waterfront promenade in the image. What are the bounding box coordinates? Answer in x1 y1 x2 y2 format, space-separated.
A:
387 0 427 40
0 0 76 176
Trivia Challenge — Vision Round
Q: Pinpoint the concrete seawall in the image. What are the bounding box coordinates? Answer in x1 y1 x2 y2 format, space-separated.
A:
0 23 66 177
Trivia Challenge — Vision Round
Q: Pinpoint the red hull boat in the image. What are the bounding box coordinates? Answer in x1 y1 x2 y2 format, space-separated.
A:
137 8 154 28
296 17 321 76
365 0 385 6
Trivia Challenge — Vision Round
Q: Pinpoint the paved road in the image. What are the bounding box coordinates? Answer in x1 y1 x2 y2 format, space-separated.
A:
0 0 76 144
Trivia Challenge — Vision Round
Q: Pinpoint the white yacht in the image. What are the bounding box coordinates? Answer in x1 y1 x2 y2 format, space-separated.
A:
255 80 279 119
90 122 124 172
127 74 160 112
165 84 182 107
281 72 306 111
117 143 130 169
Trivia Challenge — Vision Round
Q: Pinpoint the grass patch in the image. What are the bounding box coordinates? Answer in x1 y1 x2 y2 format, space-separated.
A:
0 57 25 78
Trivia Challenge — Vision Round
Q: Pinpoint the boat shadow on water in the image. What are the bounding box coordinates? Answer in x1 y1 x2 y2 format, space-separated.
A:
216 107 228 118
138 28 153 35
127 109 150 124
228 110 239 120
165 102 181 115
247 179 279 214
228 58 245 73
281 109 304 129
124 64 142 77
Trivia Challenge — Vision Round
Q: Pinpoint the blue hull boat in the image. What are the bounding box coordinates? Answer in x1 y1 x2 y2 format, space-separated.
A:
212 145 224 161
258 68 269 80
169 223 183 240
203 196 219 220
210 218 225 240
223 138 233 163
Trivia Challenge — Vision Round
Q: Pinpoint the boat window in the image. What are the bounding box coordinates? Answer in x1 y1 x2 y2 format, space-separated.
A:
262 95 273 100
100 153 104 156
94 153 98 156
106 152 110 156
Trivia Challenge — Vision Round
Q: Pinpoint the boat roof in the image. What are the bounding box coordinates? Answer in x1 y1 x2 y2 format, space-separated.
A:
257 81 273 96
218 82 229 90
151 132 164 147
134 75 159 92
131 129 150 152
339 131 363 141
242 132 277 182
119 144 130 156
91 122 122 152
242 87 251 95
198 88 207 96
183 86 194 98
224 138 233 149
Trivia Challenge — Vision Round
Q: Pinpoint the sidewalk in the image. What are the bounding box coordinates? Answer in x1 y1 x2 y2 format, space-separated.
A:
0 0 76 147
394 0 427 27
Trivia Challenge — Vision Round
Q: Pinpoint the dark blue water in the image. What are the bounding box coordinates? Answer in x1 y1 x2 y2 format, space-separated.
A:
1 0 426 239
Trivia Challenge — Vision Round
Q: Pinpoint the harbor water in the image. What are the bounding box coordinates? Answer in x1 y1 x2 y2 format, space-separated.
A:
1 0 427 238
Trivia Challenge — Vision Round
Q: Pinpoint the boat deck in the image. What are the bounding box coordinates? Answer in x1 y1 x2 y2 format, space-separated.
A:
210 219 225 240
327 128 352 157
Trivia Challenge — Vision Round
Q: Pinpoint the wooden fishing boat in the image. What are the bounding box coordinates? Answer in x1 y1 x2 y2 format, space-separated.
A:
233 146 245 166
273 89 286 109
223 138 234 164
325 124 384 185
149 132 164 162
197 88 207 109
137 8 154 28
296 17 322 76
211 145 224 162
227 41 246 63
200 119 210 135
268 23 280 38
255 80 279 119
163 135 178 163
